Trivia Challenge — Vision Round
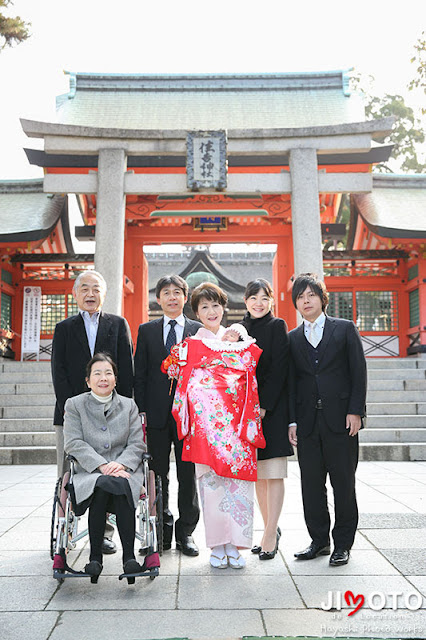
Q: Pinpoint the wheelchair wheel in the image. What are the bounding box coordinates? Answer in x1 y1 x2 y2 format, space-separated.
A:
154 474 163 556
50 477 63 560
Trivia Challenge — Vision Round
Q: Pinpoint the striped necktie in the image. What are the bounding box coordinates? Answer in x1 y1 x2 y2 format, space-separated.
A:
165 319 177 354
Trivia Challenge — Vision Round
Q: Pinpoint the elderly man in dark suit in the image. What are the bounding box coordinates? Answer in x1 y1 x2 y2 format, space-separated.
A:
288 273 367 566
134 275 201 556
51 269 134 554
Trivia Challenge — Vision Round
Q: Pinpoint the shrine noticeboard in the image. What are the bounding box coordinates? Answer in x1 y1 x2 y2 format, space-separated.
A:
21 286 42 360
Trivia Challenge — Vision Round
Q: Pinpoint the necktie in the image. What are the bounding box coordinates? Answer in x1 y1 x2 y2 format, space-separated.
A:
308 321 320 348
165 319 177 354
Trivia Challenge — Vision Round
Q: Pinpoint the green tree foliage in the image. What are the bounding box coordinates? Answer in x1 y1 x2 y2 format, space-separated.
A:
0 0 30 51
409 31 426 114
351 72 426 174
366 94 426 173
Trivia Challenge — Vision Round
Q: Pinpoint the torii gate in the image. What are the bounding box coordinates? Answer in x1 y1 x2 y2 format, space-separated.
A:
21 117 394 330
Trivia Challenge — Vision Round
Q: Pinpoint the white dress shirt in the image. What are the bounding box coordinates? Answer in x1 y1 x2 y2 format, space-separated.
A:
304 312 326 347
80 310 100 356
163 313 185 346
288 312 326 428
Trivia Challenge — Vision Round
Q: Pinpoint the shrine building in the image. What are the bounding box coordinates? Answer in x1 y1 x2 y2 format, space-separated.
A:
1 70 426 360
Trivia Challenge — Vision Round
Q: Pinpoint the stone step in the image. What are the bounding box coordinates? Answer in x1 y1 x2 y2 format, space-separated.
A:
367 390 426 402
0 383 54 395
367 402 426 415
0 360 51 372
359 443 426 461
367 359 426 369
0 418 53 432
367 414 426 428
368 379 426 391
0 446 56 465
0 371 52 383
359 428 426 442
368 368 426 380
1 405 55 419
0 432 56 447
0 393 55 406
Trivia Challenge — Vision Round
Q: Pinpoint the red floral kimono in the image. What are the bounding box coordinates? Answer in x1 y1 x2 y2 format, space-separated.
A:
171 335 265 481
163 327 265 549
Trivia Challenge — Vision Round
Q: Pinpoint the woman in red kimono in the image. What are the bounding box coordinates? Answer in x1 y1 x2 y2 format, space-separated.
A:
163 283 265 569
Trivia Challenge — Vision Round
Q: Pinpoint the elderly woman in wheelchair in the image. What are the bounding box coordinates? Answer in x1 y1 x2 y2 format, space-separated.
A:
52 352 161 584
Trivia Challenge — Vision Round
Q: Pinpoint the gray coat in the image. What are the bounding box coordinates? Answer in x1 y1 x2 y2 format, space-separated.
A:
63 392 146 508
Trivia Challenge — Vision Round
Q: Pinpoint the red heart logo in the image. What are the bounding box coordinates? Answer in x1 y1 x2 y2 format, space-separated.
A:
345 590 365 616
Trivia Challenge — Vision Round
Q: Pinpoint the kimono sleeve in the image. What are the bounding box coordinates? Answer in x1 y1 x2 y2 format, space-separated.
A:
238 345 266 449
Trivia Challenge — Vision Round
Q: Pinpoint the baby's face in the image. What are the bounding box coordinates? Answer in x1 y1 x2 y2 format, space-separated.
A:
223 329 239 343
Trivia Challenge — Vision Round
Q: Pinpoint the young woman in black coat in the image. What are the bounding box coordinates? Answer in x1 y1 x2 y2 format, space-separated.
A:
241 279 293 560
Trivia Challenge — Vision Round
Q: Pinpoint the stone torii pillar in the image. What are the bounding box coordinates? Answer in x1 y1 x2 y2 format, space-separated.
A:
289 148 323 280
95 149 127 314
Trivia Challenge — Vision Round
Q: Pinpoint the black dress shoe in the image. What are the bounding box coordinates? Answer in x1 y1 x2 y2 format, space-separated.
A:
329 548 350 566
294 542 330 560
123 558 144 584
259 548 277 560
176 535 199 556
251 544 262 554
123 559 143 574
259 529 281 560
101 537 117 554
84 560 103 583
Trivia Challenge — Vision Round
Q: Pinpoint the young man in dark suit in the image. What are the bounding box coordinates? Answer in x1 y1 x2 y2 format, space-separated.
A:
134 275 201 556
51 270 134 554
288 273 367 566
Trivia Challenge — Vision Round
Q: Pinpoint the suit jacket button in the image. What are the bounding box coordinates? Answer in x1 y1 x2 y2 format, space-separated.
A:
104 443 109 449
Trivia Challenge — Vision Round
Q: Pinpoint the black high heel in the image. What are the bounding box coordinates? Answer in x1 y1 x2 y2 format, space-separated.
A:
123 559 143 585
251 544 262 554
259 530 280 561
84 560 103 583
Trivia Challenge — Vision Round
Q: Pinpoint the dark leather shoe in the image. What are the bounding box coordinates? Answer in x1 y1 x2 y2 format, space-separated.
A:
123 559 143 574
259 529 281 560
329 548 350 566
259 549 277 560
176 535 199 556
251 544 262 554
294 542 330 560
101 537 117 554
84 560 103 583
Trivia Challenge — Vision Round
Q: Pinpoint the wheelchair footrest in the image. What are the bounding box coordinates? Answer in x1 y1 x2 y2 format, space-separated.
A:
53 569 91 580
118 566 159 580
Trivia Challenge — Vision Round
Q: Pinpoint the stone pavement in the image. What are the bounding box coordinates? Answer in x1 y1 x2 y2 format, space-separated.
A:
0 461 425 640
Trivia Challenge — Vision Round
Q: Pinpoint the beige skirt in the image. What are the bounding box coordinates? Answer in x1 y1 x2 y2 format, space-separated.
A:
257 456 288 480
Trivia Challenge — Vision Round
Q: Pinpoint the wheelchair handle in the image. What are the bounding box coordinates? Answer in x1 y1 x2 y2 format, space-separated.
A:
142 453 152 462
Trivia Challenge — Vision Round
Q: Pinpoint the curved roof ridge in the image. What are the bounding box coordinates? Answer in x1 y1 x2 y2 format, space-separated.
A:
372 174 426 188
61 69 354 94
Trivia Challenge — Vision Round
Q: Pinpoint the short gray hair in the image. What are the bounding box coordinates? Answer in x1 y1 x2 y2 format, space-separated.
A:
73 270 107 292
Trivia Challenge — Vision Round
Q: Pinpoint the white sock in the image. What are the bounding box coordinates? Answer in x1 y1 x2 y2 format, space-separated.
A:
211 544 225 557
225 543 239 558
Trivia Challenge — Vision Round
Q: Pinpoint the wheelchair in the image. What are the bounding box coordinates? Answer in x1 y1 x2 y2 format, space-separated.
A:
51 452 163 584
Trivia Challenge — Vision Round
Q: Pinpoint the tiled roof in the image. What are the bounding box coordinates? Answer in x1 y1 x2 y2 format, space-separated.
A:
56 71 364 130
353 175 426 237
146 250 273 301
0 179 65 241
